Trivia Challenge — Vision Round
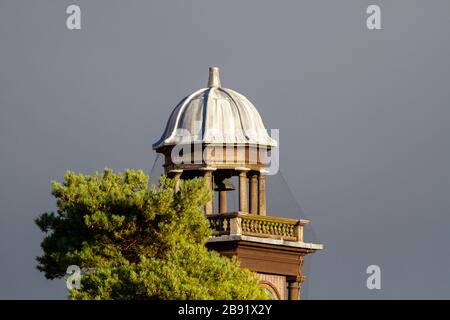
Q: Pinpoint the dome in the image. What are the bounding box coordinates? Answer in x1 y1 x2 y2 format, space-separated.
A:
153 67 276 149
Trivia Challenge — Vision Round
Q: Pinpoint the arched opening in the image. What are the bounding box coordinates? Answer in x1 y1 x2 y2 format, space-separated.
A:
259 281 281 300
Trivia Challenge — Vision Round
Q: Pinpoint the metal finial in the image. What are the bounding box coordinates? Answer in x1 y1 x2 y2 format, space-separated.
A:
208 67 221 88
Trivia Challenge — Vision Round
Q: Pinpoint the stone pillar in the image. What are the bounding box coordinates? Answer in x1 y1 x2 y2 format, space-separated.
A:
229 216 242 235
200 167 215 215
169 169 183 193
288 279 300 300
219 191 227 213
249 171 258 214
258 170 268 216
294 222 303 242
287 275 305 300
236 167 249 213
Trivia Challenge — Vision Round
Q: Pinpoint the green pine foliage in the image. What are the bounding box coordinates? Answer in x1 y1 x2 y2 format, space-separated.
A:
35 169 268 300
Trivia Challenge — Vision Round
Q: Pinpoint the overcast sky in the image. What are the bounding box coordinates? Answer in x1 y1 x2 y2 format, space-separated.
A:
1 0 449 299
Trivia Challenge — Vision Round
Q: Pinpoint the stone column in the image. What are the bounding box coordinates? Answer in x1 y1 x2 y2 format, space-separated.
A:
288 281 300 300
169 169 183 193
249 171 258 214
236 167 249 213
258 170 268 216
286 276 301 300
219 191 227 213
200 167 215 215
287 275 304 300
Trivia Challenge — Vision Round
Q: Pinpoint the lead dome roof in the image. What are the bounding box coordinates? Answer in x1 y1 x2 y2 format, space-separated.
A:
153 67 276 149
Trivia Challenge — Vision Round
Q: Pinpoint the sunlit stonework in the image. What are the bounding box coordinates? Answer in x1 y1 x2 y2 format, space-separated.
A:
154 67 323 300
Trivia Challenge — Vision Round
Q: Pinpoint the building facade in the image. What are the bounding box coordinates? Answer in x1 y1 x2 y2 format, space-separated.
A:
153 67 323 300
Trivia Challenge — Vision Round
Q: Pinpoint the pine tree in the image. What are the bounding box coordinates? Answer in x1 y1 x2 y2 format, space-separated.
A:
35 169 268 300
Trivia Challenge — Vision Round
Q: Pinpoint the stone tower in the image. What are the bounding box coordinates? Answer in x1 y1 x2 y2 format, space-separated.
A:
153 67 322 300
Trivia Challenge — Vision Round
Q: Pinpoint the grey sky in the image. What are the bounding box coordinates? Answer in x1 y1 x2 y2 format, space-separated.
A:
0 0 449 299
